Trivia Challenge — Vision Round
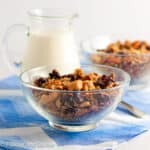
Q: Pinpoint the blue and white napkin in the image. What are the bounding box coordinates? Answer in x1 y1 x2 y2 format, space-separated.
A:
0 136 30 150
0 75 150 149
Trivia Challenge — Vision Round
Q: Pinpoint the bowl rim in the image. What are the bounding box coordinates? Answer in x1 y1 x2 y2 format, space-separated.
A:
28 8 78 20
19 64 130 93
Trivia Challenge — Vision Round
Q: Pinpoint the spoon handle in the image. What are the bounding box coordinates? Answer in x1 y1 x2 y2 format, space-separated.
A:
120 101 147 118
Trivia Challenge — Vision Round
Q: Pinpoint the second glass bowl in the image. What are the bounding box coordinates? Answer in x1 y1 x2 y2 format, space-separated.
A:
81 35 150 90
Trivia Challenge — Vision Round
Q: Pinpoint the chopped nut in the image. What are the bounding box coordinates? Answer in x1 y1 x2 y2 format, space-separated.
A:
82 80 95 91
55 99 61 108
84 73 99 81
39 92 59 105
68 80 83 91
132 41 141 49
80 101 91 108
74 68 84 78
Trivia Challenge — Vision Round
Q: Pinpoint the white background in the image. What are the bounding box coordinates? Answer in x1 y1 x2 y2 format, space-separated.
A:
0 1 150 149
0 0 150 76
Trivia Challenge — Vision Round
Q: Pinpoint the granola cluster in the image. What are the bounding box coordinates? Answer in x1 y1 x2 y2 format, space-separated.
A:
100 40 150 54
91 40 150 81
32 68 119 121
34 69 118 91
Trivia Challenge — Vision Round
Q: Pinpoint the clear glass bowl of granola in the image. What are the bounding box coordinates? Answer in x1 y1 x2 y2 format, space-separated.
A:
20 64 130 132
81 35 150 90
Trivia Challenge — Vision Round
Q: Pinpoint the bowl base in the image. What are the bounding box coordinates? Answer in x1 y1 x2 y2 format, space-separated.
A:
49 121 97 132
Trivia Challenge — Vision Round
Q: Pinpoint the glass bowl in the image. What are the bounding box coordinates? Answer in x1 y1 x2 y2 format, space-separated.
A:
81 34 150 90
20 64 130 132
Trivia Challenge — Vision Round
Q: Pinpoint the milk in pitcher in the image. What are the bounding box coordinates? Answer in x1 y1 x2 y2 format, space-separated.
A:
21 29 80 74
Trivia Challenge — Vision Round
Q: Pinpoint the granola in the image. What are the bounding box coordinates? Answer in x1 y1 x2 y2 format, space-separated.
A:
91 40 150 81
32 68 119 121
34 69 118 91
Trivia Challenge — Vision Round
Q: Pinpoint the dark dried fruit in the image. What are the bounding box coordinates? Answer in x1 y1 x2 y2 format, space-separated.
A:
34 77 46 86
63 107 76 114
95 73 115 89
49 69 60 79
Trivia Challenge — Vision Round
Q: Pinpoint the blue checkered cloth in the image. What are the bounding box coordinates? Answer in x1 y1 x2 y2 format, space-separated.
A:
0 136 31 150
0 75 150 149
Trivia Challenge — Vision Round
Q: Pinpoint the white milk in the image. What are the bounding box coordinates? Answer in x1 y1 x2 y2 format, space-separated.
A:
21 29 80 74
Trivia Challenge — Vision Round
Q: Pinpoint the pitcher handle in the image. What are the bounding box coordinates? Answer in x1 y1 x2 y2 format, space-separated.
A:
2 24 29 75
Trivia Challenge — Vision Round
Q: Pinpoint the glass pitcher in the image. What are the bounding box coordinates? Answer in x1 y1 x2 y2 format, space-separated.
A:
2 8 80 75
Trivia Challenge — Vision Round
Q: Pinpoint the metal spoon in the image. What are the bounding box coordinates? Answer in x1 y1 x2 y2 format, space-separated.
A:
120 101 148 118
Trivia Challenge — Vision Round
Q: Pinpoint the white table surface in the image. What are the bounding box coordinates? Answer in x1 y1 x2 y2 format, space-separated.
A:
0 65 150 150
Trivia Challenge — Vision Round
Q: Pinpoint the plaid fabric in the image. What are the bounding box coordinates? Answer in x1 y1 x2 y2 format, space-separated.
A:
0 76 150 149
